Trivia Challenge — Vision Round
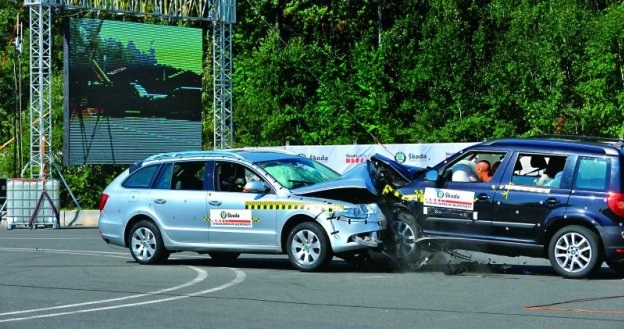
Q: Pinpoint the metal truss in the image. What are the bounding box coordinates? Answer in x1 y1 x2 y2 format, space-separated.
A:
23 0 235 178
213 21 233 149
25 0 236 23
27 4 53 179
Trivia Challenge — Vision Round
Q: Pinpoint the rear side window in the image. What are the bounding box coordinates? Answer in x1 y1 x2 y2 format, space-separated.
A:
122 164 160 188
154 163 173 189
171 162 206 191
511 153 567 188
574 157 609 191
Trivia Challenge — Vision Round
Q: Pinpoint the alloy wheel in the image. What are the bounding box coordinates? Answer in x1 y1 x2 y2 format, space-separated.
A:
391 220 416 259
553 232 593 273
131 227 157 262
290 229 322 266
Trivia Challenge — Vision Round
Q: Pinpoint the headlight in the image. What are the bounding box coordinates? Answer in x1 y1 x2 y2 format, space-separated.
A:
334 205 370 219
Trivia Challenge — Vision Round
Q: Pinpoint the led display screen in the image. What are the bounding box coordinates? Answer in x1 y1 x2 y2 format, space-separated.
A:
64 17 203 164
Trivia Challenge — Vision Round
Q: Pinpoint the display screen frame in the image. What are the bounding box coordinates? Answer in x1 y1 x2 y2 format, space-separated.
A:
63 17 204 165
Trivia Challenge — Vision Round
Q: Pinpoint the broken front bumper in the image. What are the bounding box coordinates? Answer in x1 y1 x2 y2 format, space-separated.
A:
321 203 386 253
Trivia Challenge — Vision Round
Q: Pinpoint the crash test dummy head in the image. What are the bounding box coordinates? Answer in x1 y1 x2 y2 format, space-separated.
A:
475 160 492 182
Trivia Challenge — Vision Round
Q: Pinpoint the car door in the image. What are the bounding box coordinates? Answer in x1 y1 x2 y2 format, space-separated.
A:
149 161 210 244
421 151 506 237
491 152 573 243
206 161 278 248
561 155 611 232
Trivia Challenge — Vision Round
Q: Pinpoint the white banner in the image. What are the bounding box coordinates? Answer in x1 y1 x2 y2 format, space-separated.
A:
209 209 253 227
423 187 475 211
259 143 475 173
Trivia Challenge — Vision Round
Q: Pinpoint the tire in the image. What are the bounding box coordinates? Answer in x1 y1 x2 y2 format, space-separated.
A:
129 220 170 265
286 222 332 272
548 225 602 279
386 210 422 264
606 260 624 277
209 252 241 264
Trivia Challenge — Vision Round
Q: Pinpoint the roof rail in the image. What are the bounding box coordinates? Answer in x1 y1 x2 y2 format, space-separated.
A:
530 135 624 148
143 150 245 162
237 147 298 155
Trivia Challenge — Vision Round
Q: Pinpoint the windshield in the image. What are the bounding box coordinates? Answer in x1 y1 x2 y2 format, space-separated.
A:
257 158 341 189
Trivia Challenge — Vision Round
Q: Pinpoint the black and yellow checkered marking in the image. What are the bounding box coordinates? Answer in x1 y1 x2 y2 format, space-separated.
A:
382 184 424 203
245 201 344 213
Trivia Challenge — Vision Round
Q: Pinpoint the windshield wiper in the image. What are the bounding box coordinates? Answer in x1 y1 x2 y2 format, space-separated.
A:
288 179 314 187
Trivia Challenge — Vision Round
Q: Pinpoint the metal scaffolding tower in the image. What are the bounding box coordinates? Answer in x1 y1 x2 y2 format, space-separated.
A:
26 3 53 179
23 0 236 179
213 7 234 149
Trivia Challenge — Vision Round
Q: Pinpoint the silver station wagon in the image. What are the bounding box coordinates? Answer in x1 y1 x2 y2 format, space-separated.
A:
98 150 386 271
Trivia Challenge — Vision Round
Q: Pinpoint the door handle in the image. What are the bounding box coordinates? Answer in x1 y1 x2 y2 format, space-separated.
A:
209 201 222 206
477 193 490 201
154 199 166 205
546 198 560 205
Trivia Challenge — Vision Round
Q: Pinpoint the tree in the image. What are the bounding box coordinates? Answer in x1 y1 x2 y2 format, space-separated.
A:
575 3 624 136
3 0 624 209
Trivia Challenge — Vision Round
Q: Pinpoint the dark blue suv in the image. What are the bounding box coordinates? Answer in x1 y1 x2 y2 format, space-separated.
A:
373 136 624 279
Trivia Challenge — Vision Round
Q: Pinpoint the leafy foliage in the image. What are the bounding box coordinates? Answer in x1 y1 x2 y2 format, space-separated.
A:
2 0 624 208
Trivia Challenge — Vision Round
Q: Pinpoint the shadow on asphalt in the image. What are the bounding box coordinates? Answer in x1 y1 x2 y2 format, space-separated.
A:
150 253 623 280
428 262 623 280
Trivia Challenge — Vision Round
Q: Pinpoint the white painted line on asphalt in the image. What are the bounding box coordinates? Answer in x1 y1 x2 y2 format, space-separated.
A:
0 247 127 256
0 246 213 260
0 248 247 323
0 265 207 317
1 268 246 323
0 237 99 240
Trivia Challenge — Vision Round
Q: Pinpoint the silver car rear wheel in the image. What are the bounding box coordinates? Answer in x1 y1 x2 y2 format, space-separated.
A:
287 222 332 271
129 220 169 264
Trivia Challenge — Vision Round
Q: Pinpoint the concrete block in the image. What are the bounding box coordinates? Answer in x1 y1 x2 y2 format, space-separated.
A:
60 210 100 228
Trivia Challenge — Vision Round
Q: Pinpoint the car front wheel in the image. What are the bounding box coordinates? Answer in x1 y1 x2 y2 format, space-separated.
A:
548 225 602 279
387 210 422 264
129 220 170 264
286 222 332 271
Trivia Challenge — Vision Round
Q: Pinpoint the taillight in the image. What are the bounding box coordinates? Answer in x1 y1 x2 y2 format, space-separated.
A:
607 192 624 217
99 193 109 212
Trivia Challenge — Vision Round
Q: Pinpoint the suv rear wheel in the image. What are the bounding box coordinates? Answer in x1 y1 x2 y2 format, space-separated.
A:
548 225 602 279
129 220 170 264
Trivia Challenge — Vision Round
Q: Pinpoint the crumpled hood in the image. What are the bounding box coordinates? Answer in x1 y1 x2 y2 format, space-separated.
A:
290 164 378 204
369 153 425 182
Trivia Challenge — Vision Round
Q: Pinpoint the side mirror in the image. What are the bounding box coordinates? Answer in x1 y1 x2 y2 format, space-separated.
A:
425 169 439 182
243 180 266 193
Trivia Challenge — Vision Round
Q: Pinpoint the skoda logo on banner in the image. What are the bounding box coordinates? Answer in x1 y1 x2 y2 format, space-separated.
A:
394 152 407 164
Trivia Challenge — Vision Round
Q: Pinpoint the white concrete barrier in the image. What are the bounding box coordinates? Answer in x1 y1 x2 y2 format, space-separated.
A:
59 210 100 228
1 209 99 229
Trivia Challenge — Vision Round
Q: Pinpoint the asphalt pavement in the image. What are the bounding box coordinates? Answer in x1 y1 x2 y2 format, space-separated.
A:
0 228 622 329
